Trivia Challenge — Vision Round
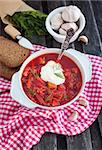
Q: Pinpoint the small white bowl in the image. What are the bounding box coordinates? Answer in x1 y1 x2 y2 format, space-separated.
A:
11 48 92 110
45 6 86 43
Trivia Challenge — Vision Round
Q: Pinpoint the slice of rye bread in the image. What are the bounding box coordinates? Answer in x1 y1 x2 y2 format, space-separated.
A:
0 61 18 80
0 36 30 68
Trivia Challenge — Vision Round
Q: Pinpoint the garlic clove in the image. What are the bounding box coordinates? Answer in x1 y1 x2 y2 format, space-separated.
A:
78 35 89 45
79 99 89 107
62 5 81 22
68 111 78 121
61 22 78 32
50 13 63 30
59 28 67 35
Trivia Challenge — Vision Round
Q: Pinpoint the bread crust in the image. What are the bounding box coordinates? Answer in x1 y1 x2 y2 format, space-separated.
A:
0 61 18 80
0 36 30 68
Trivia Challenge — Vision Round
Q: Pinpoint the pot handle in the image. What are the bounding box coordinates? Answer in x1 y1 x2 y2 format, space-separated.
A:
10 72 37 108
67 49 92 82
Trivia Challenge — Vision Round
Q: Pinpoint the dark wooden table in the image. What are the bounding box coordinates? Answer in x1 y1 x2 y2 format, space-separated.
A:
0 0 102 150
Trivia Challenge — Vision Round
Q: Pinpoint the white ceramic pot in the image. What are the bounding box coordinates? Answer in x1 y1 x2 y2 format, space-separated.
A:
45 6 86 43
11 48 92 109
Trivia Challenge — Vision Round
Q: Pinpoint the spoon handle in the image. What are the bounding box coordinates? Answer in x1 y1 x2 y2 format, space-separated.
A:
57 28 74 61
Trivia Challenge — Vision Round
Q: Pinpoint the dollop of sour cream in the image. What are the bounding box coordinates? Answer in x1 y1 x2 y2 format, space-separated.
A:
40 60 65 85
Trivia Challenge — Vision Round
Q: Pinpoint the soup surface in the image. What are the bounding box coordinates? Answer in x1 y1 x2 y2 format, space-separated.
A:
21 53 82 107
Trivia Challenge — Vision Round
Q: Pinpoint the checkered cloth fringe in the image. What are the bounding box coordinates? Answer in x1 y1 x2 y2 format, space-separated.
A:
0 45 102 149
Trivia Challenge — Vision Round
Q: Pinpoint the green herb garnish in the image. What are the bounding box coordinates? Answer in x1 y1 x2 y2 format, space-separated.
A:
53 63 65 79
9 10 48 38
54 72 65 79
63 95 68 99
28 88 36 97
31 69 39 78
45 96 50 102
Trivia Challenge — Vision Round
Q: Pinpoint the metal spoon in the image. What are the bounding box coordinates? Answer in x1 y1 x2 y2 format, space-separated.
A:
57 28 74 61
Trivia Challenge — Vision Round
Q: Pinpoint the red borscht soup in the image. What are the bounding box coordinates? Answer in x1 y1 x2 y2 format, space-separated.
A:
21 53 82 107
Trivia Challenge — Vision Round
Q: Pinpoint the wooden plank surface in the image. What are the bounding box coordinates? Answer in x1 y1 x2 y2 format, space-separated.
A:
98 110 102 136
66 129 92 150
91 1 102 53
0 0 102 150
32 133 57 150
90 119 102 150
72 0 102 55
64 1 92 150
14 0 102 150
72 2 102 150
91 1 102 136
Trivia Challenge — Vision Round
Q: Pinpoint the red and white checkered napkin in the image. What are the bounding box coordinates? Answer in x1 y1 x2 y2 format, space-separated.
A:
0 45 102 150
